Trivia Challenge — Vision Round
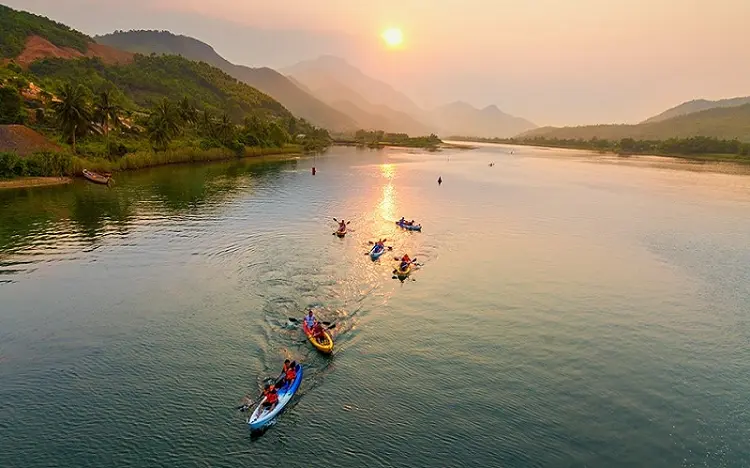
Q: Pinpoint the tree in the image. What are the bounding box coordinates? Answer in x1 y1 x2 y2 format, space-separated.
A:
52 83 92 153
178 96 198 126
267 122 289 147
216 113 235 143
147 99 181 151
199 109 216 138
0 86 23 124
93 89 121 155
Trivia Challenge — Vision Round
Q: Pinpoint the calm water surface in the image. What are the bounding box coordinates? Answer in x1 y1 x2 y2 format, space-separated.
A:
1 145 750 467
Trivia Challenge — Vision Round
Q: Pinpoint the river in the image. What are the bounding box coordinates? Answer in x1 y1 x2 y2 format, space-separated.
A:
1 144 749 467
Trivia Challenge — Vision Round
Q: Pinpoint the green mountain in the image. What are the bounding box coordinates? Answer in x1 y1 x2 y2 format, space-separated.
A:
28 54 291 121
518 104 750 142
95 30 356 131
0 4 89 58
643 96 750 123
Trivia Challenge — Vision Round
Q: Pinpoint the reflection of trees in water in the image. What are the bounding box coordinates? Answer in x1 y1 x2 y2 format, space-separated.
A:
0 157 295 255
70 186 135 239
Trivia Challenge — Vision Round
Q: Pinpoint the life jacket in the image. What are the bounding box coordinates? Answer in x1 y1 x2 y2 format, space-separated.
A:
313 324 324 336
265 389 278 404
402 255 410 262
285 367 296 381
305 315 315 328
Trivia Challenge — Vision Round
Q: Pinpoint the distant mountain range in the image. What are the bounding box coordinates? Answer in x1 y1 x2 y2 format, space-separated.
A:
96 31 536 138
281 55 536 137
433 102 536 139
518 104 750 142
95 30 357 131
643 96 750 124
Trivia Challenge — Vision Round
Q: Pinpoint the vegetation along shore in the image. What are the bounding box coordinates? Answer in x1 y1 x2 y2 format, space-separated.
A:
0 6 332 187
451 136 750 163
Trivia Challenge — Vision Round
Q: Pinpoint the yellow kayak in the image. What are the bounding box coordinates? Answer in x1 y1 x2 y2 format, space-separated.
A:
395 262 412 279
303 322 334 354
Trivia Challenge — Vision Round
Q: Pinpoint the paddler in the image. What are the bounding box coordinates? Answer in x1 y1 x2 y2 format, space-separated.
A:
261 383 278 410
304 309 316 328
338 219 347 231
399 254 412 271
284 361 298 385
312 322 326 343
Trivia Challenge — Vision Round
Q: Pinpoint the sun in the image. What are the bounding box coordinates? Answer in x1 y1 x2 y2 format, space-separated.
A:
381 28 404 48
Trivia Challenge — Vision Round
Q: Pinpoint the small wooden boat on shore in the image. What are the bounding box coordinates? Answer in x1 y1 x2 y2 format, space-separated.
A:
82 169 112 185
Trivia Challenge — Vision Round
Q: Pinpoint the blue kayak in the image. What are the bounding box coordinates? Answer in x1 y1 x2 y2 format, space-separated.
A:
370 244 386 261
396 221 422 232
247 363 303 431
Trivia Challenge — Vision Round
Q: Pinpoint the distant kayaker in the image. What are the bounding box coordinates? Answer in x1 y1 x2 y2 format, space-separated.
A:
400 254 412 270
376 239 386 248
338 220 347 231
304 310 316 328
399 217 406 224
262 383 278 409
438 176 442 185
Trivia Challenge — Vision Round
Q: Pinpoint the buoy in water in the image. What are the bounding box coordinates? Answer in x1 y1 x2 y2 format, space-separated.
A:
438 176 442 185
312 167 316 175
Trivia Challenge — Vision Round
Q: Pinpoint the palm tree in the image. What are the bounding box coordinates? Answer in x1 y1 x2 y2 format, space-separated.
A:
178 97 198 126
216 113 234 143
52 83 91 153
93 89 121 155
147 99 181 151
200 109 216 138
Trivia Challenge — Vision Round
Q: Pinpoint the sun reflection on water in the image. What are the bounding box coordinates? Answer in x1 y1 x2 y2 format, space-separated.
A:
378 164 397 221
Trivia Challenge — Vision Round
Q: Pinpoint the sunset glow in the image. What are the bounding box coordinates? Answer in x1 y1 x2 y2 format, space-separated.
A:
381 28 403 48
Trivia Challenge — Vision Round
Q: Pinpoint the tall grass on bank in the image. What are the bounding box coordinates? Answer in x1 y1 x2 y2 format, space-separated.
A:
0 145 302 179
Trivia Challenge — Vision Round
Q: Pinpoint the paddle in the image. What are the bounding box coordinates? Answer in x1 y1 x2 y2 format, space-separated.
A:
288 317 333 327
237 377 276 411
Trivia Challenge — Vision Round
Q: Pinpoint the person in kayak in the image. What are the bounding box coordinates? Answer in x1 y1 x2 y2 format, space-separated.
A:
312 321 327 343
276 359 292 386
399 254 412 271
398 217 406 225
284 361 297 385
338 220 347 231
373 238 386 250
438 176 442 185
304 310 316 328
261 383 278 410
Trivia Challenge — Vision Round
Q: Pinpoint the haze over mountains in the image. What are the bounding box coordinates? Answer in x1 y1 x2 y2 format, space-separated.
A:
96 30 537 138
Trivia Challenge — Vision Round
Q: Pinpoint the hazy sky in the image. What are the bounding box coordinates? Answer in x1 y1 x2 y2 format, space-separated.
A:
7 0 750 125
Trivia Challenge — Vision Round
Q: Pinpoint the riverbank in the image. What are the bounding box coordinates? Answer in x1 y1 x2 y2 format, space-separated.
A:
450 137 750 164
0 176 72 190
0 145 303 189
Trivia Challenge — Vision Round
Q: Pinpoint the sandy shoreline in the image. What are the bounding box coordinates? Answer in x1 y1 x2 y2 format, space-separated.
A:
0 176 73 190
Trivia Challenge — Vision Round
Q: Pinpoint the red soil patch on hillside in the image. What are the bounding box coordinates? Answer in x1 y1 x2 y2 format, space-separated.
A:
86 42 133 64
0 125 62 156
16 36 133 67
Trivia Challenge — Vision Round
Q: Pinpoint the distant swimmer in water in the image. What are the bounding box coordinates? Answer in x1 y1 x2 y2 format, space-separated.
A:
438 176 442 185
